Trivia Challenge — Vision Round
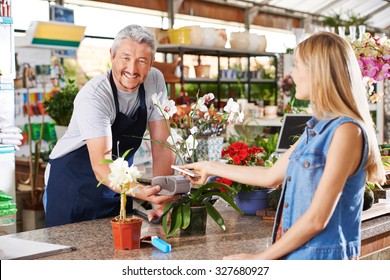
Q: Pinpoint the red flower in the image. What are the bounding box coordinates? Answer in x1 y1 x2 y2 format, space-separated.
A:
219 141 266 194
215 177 232 186
214 177 233 192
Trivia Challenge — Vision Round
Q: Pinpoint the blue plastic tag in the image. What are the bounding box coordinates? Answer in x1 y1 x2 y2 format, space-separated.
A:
151 236 171 253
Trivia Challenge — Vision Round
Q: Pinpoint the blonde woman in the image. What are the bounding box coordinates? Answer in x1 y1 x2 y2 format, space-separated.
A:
183 32 385 260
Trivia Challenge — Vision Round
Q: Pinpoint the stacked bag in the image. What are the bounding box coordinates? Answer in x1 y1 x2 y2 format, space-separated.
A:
0 190 17 219
0 117 23 149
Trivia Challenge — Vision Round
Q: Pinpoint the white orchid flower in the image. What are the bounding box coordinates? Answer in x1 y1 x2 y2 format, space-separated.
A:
190 126 198 135
223 98 240 113
196 97 207 112
184 135 198 157
227 112 236 123
152 92 177 119
199 104 208 112
128 164 141 182
161 99 177 118
167 128 183 148
204 93 215 102
151 92 163 105
108 158 140 193
237 111 245 123
197 93 215 112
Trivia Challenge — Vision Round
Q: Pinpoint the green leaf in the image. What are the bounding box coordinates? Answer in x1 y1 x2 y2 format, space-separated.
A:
166 204 183 237
97 178 106 187
181 202 191 230
204 201 225 230
191 182 235 202
162 202 173 235
100 159 113 164
200 191 244 215
122 148 133 159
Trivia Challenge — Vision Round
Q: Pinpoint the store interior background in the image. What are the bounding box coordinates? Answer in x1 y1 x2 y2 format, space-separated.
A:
2 0 389 233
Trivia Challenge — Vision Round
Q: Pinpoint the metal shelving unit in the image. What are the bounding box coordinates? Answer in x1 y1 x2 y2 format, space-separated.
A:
156 44 278 108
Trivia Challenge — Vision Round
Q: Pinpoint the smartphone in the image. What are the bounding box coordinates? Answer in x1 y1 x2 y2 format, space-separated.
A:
171 165 197 177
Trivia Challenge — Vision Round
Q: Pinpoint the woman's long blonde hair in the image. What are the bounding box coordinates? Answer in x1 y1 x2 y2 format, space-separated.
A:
295 31 385 184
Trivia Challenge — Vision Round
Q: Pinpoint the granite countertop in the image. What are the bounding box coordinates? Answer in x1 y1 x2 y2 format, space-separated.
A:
2 200 390 260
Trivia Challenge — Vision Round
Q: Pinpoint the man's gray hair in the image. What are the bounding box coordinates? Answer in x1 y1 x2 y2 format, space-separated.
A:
111 25 157 58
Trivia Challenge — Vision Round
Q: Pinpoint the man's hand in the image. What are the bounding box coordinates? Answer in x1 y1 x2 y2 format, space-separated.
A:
137 185 179 221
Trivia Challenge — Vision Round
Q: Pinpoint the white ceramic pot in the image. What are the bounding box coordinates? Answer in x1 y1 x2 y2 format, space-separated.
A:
190 26 203 45
201 28 217 47
248 33 260 51
230 32 249 50
264 105 278 118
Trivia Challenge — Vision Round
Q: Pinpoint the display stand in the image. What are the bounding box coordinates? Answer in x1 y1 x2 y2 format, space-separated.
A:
0 16 16 234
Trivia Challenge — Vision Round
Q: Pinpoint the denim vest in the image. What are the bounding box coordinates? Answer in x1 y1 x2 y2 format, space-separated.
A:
272 116 368 260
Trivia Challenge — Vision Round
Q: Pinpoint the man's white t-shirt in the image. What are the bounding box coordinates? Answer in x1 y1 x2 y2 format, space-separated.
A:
49 67 168 159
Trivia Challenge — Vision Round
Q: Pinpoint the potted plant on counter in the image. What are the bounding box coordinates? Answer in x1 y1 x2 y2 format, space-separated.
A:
146 91 245 236
98 149 144 250
162 182 243 237
216 141 277 215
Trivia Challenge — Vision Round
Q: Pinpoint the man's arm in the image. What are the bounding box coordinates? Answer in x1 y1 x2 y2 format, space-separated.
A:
149 119 176 176
85 136 175 206
86 136 114 189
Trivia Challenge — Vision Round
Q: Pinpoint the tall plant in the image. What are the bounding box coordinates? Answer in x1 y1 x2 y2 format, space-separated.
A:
43 79 79 126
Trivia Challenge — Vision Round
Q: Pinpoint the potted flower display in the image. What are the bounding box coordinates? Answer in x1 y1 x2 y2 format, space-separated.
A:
350 32 389 103
149 91 245 236
151 91 244 164
97 149 144 250
216 141 276 215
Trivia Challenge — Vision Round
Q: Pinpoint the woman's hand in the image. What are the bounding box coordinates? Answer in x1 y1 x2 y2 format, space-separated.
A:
181 161 212 185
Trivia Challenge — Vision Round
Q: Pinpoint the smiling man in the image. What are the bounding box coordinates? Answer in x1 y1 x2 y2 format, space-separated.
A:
44 25 176 227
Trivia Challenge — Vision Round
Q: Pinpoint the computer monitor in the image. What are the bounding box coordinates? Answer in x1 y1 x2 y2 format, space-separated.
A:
275 113 312 153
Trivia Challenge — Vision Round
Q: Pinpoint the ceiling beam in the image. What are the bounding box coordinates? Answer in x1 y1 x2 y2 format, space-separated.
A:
366 2 390 18
77 0 304 29
314 0 343 14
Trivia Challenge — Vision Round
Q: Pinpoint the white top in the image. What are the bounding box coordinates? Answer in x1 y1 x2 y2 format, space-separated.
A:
49 67 168 159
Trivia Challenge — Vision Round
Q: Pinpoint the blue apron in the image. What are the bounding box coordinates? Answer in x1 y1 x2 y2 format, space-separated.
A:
45 72 147 227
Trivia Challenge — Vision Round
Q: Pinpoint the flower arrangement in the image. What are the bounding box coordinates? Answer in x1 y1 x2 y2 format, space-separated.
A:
97 149 142 221
150 92 245 237
215 141 269 196
351 32 390 102
151 91 244 163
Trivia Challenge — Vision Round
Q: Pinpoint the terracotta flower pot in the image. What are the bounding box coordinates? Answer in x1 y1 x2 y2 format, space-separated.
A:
111 217 143 250
194 65 211 78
